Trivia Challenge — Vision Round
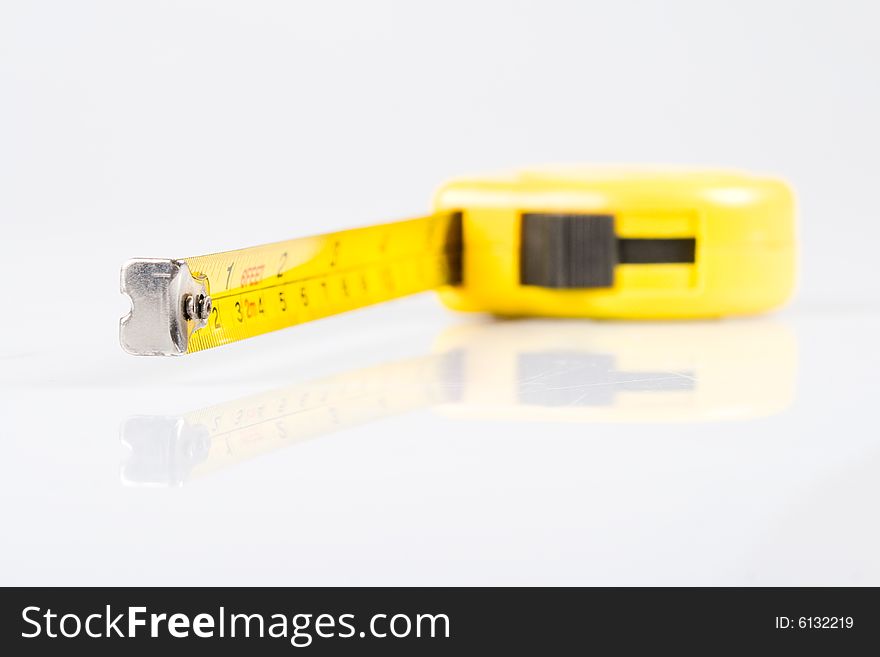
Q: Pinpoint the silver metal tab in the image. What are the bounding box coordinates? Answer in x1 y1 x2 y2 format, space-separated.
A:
120 259 210 356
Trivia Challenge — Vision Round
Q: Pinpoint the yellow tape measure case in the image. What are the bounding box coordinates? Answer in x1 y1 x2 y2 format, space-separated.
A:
434 167 796 319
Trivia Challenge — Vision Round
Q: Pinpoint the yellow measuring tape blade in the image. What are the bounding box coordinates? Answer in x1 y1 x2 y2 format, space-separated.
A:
120 213 462 355
186 213 462 353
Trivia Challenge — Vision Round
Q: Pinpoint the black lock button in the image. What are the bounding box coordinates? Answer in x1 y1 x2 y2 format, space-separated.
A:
520 213 696 289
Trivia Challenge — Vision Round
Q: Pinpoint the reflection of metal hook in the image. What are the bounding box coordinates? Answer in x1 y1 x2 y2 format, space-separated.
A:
120 417 211 487
120 318 797 486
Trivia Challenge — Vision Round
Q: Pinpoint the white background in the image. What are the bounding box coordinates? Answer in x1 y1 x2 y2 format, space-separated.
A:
1 0 878 585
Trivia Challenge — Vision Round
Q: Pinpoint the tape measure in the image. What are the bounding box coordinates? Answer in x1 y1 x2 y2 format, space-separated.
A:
120 166 796 356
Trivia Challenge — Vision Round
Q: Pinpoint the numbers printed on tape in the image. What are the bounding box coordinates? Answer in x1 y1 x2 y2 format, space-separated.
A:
181 214 462 354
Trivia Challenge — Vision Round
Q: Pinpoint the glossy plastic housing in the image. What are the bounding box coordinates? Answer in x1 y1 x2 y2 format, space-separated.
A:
433 166 796 319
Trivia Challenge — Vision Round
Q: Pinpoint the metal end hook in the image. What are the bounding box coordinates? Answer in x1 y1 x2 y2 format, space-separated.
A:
119 259 210 356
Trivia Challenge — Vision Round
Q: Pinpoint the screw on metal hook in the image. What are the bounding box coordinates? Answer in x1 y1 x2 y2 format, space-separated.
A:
183 293 212 321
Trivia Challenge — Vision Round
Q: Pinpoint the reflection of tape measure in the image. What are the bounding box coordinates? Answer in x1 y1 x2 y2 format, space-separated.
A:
120 319 796 486
121 354 456 485
120 167 796 355
432 320 796 423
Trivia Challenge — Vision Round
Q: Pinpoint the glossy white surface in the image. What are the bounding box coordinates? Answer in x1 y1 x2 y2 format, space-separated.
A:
2 0 879 585
3 300 879 585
